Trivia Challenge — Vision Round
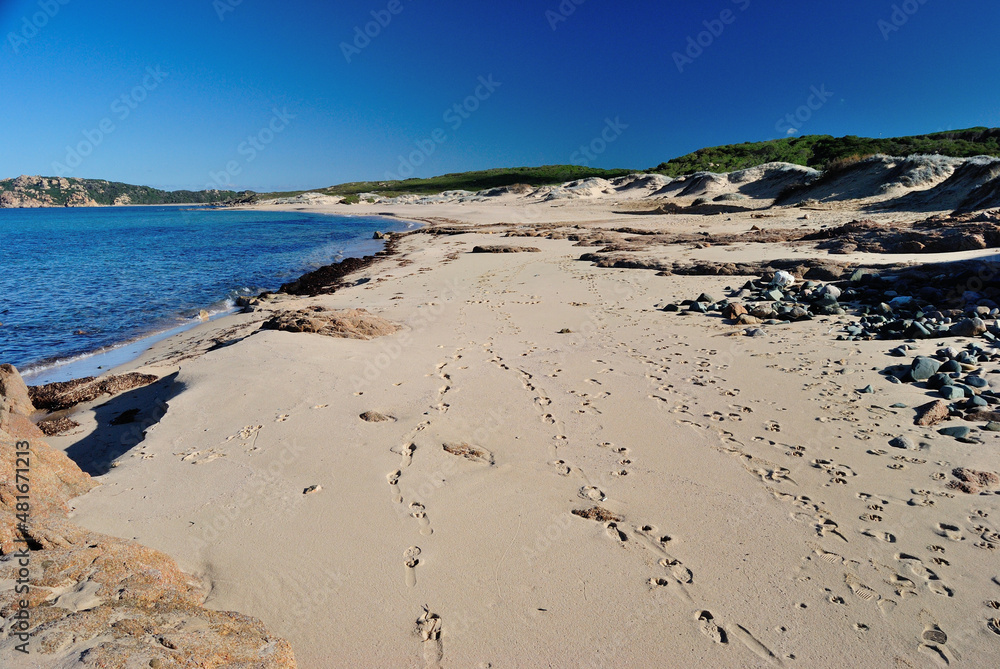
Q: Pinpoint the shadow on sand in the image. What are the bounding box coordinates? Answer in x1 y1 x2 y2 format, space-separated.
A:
65 371 184 476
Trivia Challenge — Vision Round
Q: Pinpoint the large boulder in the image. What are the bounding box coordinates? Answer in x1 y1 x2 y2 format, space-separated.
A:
0 364 34 417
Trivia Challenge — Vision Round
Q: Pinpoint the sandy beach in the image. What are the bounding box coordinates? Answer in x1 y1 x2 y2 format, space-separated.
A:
8 180 994 667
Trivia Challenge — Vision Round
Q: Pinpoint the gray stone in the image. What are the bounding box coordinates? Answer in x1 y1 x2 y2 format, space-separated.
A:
910 356 942 382
889 435 915 450
939 360 962 373
928 373 954 389
966 375 988 388
939 386 965 401
938 426 971 439
764 289 784 302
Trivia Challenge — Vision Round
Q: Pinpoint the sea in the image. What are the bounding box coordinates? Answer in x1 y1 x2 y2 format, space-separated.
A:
0 205 413 384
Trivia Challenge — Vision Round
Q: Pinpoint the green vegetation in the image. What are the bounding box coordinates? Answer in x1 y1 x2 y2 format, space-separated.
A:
650 128 1000 177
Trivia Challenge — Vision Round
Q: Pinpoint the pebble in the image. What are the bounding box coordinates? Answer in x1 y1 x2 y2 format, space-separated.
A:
939 386 965 401
889 435 915 450
938 426 971 439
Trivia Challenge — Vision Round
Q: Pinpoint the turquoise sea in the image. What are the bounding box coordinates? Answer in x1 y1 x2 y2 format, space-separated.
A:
0 206 410 383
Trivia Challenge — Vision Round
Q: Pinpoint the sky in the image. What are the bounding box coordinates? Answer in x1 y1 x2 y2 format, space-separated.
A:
1 0 998 192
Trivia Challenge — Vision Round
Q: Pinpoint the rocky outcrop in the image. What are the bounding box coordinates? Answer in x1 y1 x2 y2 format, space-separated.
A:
28 372 160 412
1 365 297 666
262 307 398 340
0 175 99 208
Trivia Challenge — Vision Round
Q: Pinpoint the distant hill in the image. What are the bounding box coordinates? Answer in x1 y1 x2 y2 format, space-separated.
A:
650 128 1000 177
261 165 635 201
0 175 250 208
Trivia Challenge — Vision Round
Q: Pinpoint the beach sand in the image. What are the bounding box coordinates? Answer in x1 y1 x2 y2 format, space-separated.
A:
39 196 1000 667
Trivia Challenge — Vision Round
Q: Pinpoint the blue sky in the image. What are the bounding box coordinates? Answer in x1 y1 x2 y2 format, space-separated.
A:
1 0 998 191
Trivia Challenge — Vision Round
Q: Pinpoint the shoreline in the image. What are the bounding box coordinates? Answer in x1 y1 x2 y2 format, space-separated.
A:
15 211 418 387
19 192 1000 666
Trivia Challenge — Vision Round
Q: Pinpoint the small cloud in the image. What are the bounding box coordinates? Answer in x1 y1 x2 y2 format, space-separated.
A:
786 128 798 135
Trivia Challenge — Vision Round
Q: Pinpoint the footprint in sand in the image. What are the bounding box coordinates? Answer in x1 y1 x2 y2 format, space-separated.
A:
579 486 606 502
660 558 692 584
935 523 964 542
549 460 571 476
404 546 421 587
844 573 880 603
387 470 403 504
275 414 290 423
410 502 433 536
605 522 628 544
392 443 416 467
698 611 727 644
416 608 443 668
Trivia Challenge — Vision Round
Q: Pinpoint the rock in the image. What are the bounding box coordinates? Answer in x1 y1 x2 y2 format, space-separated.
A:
938 425 971 439
28 373 159 413
722 303 748 320
966 375 988 388
914 400 950 426
889 346 908 357
472 245 541 253
940 359 962 373
764 289 784 302
662 304 681 312
983 422 1000 432
859 385 875 394
771 271 796 288
909 357 942 382
737 314 763 326
950 317 987 337
696 293 716 304
0 364 34 416
303 485 323 495
820 285 842 300
889 435 915 450
372 231 385 239
890 402 907 408
940 385 965 401
788 307 810 321
928 372 954 389
948 467 1000 494
744 328 767 338
261 307 398 340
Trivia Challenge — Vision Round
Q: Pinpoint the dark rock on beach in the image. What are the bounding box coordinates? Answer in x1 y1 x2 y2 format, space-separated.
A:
472 245 542 253
28 372 159 413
